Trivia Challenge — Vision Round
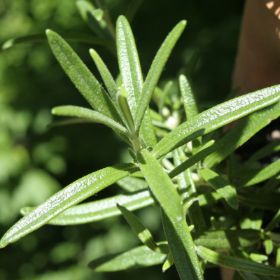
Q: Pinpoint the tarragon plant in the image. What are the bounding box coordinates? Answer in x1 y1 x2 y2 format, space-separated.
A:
1 9 280 280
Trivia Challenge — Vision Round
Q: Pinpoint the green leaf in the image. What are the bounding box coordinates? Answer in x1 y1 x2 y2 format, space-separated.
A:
116 15 143 113
197 246 280 276
195 230 260 250
240 159 280 186
76 0 108 36
21 190 153 226
138 149 203 280
134 20 187 131
162 253 174 272
46 29 119 120
179 74 198 119
89 244 166 272
169 140 215 178
117 176 148 192
199 168 238 209
52 105 127 134
0 164 135 248
116 16 156 147
89 49 118 100
118 205 158 251
205 102 280 167
154 85 280 159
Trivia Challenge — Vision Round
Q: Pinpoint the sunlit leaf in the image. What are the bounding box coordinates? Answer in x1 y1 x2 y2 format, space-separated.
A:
154 86 280 159
138 149 203 280
89 244 166 272
205 102 280 167
0 164 135 248
135 20 187 131
46 29 119 120
52 105 127 134
21 190 153 225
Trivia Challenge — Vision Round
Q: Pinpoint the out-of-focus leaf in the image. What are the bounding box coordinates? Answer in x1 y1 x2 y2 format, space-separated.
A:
21 190 153 225
0 164 135 248
138 149 203 280
118 205 158 251
89 244 167 272
135 20 187 131
205 102 280 167
76 0 113 40
197 246 280 276
154 86 280 159
265 209 280 231
52 105 127 134
46 29 119 120
248 141 280 163
239 159 280 187
1 34 110 51
162 253 174 272
199 168 238 209
195 230 260 250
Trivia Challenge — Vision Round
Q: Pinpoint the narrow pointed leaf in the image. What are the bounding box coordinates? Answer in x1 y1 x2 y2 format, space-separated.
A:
89 49 118 100
248 141 280 163
21 190 153 225
154 85 280 159
89 245 166 272
205 102 280 167
135 20 187 131
116 15 143 113
169 140 215 178
240 159 280 187
199 168 238 209
195 230 260 250
173 148 207 232
52 105 127 134
0 164 135 248
46 29 119 119
162 253 174 272
197 246 280 276
116 16 157 147
76 0 112 41
179 74 198 119
118 205 158 251
138 149 203 280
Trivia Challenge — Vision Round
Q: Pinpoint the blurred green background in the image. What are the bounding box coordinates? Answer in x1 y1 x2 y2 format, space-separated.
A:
0 0 243 279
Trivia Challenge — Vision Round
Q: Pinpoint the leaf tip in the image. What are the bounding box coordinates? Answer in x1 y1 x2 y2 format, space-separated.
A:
0 238 8 249
45 29 53 36
89 48 97 57
2 39 14 50
51 107 58 115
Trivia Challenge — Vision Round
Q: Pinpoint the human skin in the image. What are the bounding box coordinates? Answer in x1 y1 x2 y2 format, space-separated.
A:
233 0 280 93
